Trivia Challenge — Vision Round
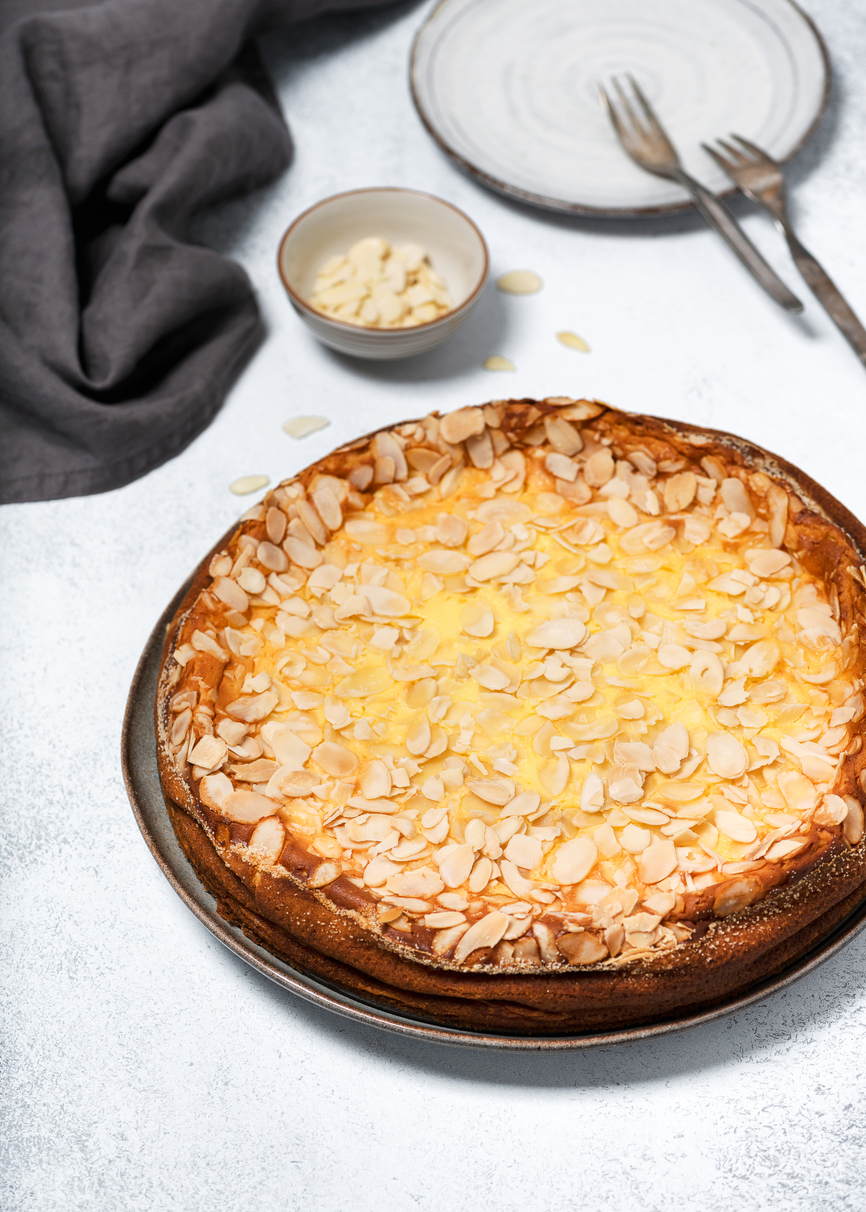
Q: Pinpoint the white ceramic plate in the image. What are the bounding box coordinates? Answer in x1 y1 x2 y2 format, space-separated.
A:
410 0 829 216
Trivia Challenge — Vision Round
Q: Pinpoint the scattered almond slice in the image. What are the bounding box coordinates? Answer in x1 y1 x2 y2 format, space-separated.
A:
229 474 269 495
496 270 543 295
557 330 590 352
483 355 516 372
283 416 330 439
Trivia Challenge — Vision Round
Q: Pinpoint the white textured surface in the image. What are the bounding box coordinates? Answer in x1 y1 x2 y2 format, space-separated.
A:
3 1 866 1208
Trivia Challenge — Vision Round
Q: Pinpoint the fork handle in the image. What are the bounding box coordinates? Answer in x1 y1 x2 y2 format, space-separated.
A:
676 172 803 313
782 230 866 367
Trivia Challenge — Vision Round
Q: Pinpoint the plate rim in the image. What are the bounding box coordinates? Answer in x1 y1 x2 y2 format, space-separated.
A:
408 0 831 219
123 554 866 1053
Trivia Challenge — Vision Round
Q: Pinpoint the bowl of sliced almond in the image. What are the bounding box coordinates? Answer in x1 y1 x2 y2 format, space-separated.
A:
278 187 488 359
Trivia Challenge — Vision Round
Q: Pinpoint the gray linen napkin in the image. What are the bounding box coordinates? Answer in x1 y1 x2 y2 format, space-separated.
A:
0 0 395 505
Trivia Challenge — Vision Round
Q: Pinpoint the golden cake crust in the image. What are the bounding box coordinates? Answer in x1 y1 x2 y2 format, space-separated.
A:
155 399 866 1032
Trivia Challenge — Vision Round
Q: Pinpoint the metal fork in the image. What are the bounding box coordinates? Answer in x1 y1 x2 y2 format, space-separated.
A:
599 77 803 313
704 135 866 368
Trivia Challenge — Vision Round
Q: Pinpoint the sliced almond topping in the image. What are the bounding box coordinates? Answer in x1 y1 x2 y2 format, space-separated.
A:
418 549 470 575
657 643 691 670
584 449 615 488
226 691 280 723
237 567 266 595
362 584 411 617
545 452 578 482
222 790 282 824
313 486 343 531
551 837 597 885
468 857 494 892
469 551 520 580
844 798 864 844
439 407 485 445
608 497 639 528
663 472 697 512
284 537 322 569
504 834 543 870
637 839 677 884
406 717 432 756
714 810 758 844
706 734 748 779
424 910 467 928
466 430 494 469
467 521 505 557
249 817 285 863
690 650 724 696
188 736 227 770
212 576 249 614
266 507 288 545
466 777 515 806
438 843 476 887
432 922 471 955
767 483 788 548
386 867 445 898
453 911 511 962
471 664 511 691
745 548 791 578
524 617 586 649
312 742 359 777
436 513 468 546
721 477 755 519
500 790 542 818
343 516 388 545
361 759 392 799
544 415 583 455
461 601 495 637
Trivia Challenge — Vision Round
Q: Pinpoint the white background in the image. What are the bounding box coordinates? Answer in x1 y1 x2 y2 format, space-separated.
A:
3 1 866 1208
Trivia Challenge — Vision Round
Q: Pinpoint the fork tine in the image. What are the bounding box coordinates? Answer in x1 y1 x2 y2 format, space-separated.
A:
730 134 770 162
613 76 645 138
701 142 735 174
626 74 663 139
717 138 748 164
598 83 632 146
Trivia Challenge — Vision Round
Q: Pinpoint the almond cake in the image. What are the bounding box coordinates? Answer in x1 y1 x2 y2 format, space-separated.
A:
155 399 866 1033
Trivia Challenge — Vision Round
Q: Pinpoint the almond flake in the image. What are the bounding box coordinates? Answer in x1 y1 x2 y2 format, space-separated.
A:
706 734 748 780
496 271 542 295
525 617 586 649
229 475 269 496
283 416 330 439
556 331 590 352
551 837 597 885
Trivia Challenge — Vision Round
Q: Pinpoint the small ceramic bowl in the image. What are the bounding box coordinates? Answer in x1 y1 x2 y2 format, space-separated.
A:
277 188 488 360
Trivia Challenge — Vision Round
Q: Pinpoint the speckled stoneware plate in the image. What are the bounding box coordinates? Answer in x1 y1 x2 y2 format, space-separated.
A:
410 0 829 217
123 578 866 1050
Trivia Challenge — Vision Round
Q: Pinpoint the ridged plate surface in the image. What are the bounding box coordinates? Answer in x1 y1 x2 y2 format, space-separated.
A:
410 0 829 216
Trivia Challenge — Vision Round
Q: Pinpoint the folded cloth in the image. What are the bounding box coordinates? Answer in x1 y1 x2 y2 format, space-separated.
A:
0 0 395 505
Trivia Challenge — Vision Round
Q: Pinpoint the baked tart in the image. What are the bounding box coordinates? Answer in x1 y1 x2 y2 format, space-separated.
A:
155 398 866 1033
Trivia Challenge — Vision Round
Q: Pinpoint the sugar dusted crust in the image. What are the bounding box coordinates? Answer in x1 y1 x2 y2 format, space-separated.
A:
155 399 866 1031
